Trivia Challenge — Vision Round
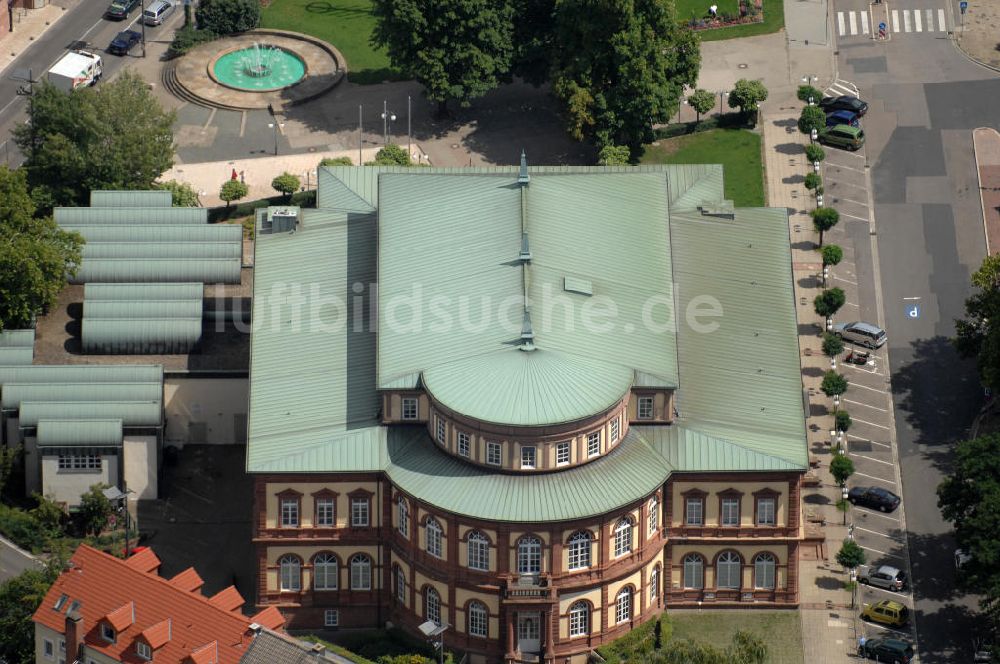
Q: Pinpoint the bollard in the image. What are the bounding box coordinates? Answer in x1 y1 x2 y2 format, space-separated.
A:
813 160 820 173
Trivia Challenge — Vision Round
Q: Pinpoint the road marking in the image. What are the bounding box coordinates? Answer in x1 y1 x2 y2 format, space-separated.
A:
202 108 217 130
845 382 887 394
902 296 921 300
852 417 891 430
843 300 860 308
861 585 911 599
859 544 895 556
862 621 911 635
849 11 858 34
838 11 847 36
926 9 934 30
239 111 247 138
903 9 912 32
842 363 883 376
913 9 921 31
860 11 869 34
938 8 946 30
854 454 895 466
840 211 871 222
832 274 857 285
849 434 892 448
856 507 900 521
854 470 896 484
844 398 889 413
827 162 866 174
831 196 869 206
855 526 901 539
892 9 900 32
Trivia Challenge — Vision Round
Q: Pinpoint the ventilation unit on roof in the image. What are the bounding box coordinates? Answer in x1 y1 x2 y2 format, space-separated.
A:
270 209 298 233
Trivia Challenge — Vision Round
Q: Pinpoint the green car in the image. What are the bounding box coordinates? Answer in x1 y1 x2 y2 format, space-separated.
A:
858 637 914 663
818 124 865 151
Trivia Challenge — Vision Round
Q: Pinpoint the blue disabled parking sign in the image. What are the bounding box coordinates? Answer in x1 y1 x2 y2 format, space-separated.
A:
906 303 921 319
960 1 968 13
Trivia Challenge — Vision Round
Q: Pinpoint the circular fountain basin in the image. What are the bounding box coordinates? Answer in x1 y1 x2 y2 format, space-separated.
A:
212 45 306 91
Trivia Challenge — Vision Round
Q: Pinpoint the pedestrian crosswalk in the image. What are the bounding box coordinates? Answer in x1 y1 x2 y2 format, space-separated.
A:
836 7 947 36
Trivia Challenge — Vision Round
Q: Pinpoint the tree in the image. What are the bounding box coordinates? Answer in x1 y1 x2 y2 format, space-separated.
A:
78 483 113 536
688 89 716 122
797 84 823 104
0 565 60 664
598 144 630 166
835 410 852 432
811 207 840 245
821 370 848 398
371 144 412 166
805 143 826 163
510 0 556 86
550 0 700 150
219 179 248 208
728 631 768 664
271 172 301 199
0 166 83 331
955 254 1000 391
727 78 768 116
836 538 865 569
155 179 200 206
29 494 66 541
822 331 844 357
320 156 353 166
814 287 846 317
798 105 826 135
804 172 822 191
822 244 843 266
0 444 19 498
196 0 260 34
830 453 855 486
13 71 175 210
371 0 514 115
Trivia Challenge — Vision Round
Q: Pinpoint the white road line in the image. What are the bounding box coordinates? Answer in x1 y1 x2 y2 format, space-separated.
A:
860 11 869 34
849 11 858 34
840 212 870 222
832 274 858 286
864 622 911 635
842 364 883 376
831 196 870 206
854 454 895 466
853 416 891 429
892 9 900 32
844 399 889 413
938 8 946 30
903 9 912 32
827 163 866 174
863 587 912 599
913 9 921 31
854 471 896 484
843 301 860 308
855 507 900 521
838 11 847 36
859 544 894 556
925 9 934 30
846 382 887 394
855 526 901 539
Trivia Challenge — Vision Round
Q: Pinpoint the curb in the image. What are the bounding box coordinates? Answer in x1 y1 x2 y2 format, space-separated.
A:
950 34 1000 75
971 127 996 256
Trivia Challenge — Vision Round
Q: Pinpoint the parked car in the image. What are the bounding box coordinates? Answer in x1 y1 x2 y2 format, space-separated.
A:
142 0 175 25
858 564 907 591
104 0 139 19
819 95 869 116
107 30 141 56
833 321 887 349
849 486 901 512
858 637 914 663
818 124 865 151
955 548 972 570
861 599 909 628
826 109 860 128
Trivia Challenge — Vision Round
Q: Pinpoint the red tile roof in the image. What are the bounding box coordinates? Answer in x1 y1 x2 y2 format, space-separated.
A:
168 568 204 593
105 602 135 631
208 586 244 613
248 606 284 631
33 545 282 664
142 618 171 649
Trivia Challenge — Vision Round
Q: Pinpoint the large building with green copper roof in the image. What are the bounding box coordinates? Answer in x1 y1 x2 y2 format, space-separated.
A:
247 161 808 663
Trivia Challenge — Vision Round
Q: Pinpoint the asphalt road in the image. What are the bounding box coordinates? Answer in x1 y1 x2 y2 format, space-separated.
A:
0 535 43 581
0 0 185 166
832 2 996 660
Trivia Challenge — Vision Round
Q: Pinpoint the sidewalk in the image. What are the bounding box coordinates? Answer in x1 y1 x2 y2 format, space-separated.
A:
972 127 1000 256
0 1 70 77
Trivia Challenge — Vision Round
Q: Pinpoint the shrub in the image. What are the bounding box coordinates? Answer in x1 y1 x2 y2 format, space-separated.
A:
271 172 301 198
167 25 218 58
320 156 353 166
821 370 849 398
196 0 260 35
805 143 826 163
822 331 844 357
219 179 249 208
797 84 824 103
804 172 822 191
798 105 826 134
0 504 47 552
79 484 113 536
822 244 843 266
811 207 840 244
155 179 200 206
835 410 853 432
814 287 846 317
598 144 630 166
836 538 865 568
369 144 411 166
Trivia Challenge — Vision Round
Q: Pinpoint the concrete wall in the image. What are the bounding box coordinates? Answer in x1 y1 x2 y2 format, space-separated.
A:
164 376 248 445
41 453 117 507
123 436 157 500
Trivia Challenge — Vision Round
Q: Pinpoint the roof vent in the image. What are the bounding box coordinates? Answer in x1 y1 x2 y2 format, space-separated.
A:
563 276 593 296
518 150 530 185
519 232 532 262
520 309 535 341
248 623 262 633
697 203 735 220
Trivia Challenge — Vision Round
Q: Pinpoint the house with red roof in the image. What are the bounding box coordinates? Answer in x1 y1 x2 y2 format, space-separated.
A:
32 545 285 664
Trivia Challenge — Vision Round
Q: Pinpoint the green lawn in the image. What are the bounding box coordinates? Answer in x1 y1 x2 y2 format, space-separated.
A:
669 610 804 664
676 0 739 23
260 0 402 84
640 127 765 207
683 0 785 41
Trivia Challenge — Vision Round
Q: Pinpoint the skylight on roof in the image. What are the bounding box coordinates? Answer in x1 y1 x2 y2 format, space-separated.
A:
53 594 68 611
563 276 593 296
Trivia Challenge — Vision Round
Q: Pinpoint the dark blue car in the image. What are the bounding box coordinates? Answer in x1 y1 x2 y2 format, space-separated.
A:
108 30 141 56
848 486 900 512
826 110 860 128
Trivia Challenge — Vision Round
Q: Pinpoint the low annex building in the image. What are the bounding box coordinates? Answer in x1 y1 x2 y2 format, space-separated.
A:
247 162 808 663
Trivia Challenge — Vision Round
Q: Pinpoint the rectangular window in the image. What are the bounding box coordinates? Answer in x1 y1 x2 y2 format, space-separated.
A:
101 623 116 643
556 442 570 465
521 446 536 469
637 396 654 419
351 497 370 527
324 609 339 627
316 498 335 526
721 497 740 526
587 432 601 457
685 498 704 526
280 498 299 527
57 454 101 471
137 642 151 660
44 639 54 660
757 497 776 526
486 442 501 466
457 432 470 458
610 417 620 443
53 594 68 611
435 416 446 444
401 397 418 420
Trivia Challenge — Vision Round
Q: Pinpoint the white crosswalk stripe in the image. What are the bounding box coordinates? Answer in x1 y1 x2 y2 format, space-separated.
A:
904 9 912 31
838 11 846 36
849 11 857 34
860 11 869 34
925 9 933 30
891 9 899 32
938 8 946 30
838 8 946 36
914 9 922 31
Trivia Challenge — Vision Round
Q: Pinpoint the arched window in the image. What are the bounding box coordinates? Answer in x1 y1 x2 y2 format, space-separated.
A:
425 587 441 625
425 517 443 558
517 536 542 574
649 564 661 603
754 552 776 590
682 553 704 589
615 587 632 624
567 531 591 570
613 517 633 557
278 554 301 592
716 551 742 589
648 496 659 535
397 496 409 538
393 563 406 602
467 530 489 571
568 601 590 637
313 553 338 590
350 554 371 591
468 600 488 637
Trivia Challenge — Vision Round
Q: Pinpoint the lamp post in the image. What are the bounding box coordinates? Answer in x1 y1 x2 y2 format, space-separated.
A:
267 120 285 156
303 168 316 192
841 485 850 525
103 485 135 557
418 621 448 664
849 567 858 609
718 90 729 117
381 100 396 146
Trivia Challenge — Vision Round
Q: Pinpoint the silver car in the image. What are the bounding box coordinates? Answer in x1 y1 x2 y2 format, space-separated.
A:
858 564 906 591
833 321 887 349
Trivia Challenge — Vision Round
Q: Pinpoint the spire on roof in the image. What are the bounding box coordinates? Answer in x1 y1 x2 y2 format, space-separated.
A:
518 150 530 185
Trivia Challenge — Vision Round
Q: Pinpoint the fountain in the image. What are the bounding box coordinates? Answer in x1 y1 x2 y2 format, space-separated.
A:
212 42 306 91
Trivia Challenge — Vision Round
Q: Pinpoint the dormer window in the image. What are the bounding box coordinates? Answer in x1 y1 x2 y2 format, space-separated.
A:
101 623 116 643
137 641 152 660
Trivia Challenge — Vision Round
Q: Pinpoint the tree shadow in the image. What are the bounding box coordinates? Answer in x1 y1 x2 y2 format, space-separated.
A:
774 142 804 155
804 367 828 379
805 493 832 505
783 174 805 184
792 240 819 251
772 117 798 129
798 276 822 288
815 575 845 591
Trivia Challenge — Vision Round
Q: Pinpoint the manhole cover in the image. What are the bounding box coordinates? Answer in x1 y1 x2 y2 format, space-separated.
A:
308 146 316 152
738 63 749 68
451 144 459 149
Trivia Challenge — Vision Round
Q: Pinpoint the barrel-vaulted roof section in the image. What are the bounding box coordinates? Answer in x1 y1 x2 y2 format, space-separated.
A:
90 190 173 208
55 207 207 225
65 225 241 244
36 419 123 447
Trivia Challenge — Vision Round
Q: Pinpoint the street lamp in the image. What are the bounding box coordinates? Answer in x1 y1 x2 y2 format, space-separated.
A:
381 100 396 146
267 120 285 156
418 621 448 664
718 90 729 116
841 485 850 525
103 485 135 557
302 168 316 192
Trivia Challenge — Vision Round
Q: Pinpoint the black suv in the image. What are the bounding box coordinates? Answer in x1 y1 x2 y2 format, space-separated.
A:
819 95 869 117
848 486 901 512
105 0 139 19
859 637 914 663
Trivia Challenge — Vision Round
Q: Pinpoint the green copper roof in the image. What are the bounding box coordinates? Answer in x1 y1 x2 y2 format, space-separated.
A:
90 190 172 208
18 401 162 427
2 382 163 410
636 426 802 472
84 283 204 301
0 330 35 348
0 347 33 365
36 419 123 447
55 207 206 225
64 225 241 244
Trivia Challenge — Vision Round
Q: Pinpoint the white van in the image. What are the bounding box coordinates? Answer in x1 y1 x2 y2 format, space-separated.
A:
833 321 887 349
142 0 174 25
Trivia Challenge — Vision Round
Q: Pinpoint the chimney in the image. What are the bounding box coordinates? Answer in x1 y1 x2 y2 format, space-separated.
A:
65 608 84 661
